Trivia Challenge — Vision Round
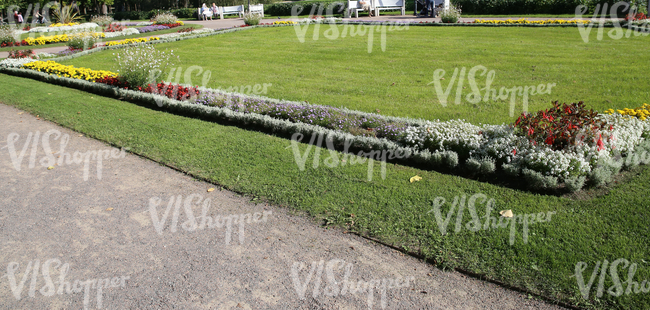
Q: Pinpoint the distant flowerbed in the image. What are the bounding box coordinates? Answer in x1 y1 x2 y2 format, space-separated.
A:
1 32 105 47
49 22 80 27
104 37 160 47
23 60 116 81
137 25 170 33
473 19 590 25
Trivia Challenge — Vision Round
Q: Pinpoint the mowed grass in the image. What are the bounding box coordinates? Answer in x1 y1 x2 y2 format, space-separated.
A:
3 25 650 309
60 25 650 125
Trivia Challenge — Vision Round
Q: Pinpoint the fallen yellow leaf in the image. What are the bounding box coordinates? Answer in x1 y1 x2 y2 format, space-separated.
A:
47 166 54 170
106 208 113 211
207 188 215 192
409 175 422 183
499 210 513 218
18 112 24 115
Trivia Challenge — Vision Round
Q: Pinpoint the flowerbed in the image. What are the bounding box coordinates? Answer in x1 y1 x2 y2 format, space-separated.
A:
22 61 117 81
5 58 650 193
473 19 590 25
104 37 160 47
137 25 170 33
605 103 649 120
103 28 140 38
8 49 35 59
103 23 126 32
50 23 80 27
23 23 100 34
272 21 298 25
156 23 183 28
9 32 106 46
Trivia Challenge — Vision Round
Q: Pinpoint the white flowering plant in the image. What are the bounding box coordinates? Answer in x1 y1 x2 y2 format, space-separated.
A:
114 45 178 87
153 13 180 25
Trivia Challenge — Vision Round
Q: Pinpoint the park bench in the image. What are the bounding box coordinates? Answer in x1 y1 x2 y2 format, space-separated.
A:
374 0 405 16
249 4 265 17
220 5 245 19
346 0 374 18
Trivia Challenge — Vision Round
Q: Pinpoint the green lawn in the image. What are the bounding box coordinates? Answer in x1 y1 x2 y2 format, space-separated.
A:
60 25 650 125
2 25 650 309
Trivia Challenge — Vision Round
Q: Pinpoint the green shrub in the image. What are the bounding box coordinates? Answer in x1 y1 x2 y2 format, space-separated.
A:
443 151 459 168
502 163 520 176
265 2 345 16
91 15 114 26
479 157 496 174
465 158 481 171
451 0 646 15
114 45 177 88
439 5 461 23
564 176 586 193
243 13 263 25
66 33 97 50
588 166 611 187
0 25 17 46
522 168 558 189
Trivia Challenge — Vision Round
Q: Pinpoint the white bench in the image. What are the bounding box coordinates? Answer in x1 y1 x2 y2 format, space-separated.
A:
374 0 405 16
346 0 374 18
220 5 245 19
249 4 264 17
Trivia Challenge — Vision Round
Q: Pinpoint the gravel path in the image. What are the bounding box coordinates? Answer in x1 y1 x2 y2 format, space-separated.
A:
0 102 569 309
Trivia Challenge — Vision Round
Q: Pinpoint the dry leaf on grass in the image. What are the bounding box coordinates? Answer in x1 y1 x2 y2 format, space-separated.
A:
410 175 422 183
499 210 513 218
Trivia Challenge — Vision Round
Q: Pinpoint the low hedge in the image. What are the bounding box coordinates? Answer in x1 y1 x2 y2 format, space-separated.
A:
265 2 347 16
451 0 647 15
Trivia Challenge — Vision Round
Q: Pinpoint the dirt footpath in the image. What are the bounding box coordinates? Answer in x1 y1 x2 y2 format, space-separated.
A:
0 103 564 309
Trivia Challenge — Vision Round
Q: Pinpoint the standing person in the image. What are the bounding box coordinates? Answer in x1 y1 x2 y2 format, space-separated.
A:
13 10 19 23
17 11 24 23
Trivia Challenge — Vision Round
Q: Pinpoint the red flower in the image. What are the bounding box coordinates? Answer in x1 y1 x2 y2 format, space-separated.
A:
512 149 517 155
545 136 554 145
596 134 605 151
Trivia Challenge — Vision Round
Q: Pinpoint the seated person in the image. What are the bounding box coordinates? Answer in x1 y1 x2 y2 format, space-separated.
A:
359 1 373 17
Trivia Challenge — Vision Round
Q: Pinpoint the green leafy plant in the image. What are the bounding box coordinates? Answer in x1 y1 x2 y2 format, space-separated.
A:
53 2 83 24
66 32 97 50
514 101 610 151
